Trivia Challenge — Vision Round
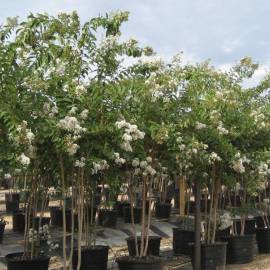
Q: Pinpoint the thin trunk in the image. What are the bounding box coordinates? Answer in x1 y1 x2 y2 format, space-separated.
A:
59 156 67 270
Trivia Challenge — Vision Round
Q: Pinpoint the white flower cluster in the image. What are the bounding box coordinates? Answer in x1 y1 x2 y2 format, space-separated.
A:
217 121 229 135
219 211 233 230
258 162 270 176
14 121 35 144
58 116 86 134
43 102 59 118
250 108 266 129
4 173 11 179
132 156 156 176
113 153 126 165
80 109 89 120
232 153 250 174
115 120 145 152
91 160 109 175
18 153 31 166
29 224 59 251
195 122 207 130
75 157 86 168
208 152 222 164
10 121 34 166
75 84 87 97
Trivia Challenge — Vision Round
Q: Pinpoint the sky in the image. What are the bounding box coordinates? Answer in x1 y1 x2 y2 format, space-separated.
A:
0 0 269 85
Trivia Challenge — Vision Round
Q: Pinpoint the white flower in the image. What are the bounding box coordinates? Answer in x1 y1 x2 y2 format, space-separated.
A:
114 153 126 165
132 158 140 167
19 153 30 166
146 156 152 163
209 152 222 163
217 122 229 135
66 143 79 155
195 122 206 130
115 120 127 129
145 165 156 176
80 109 89 119
179 144 185 151
75 84 87 96
140 161 148 169
26 131 35 143
58 116 85 134
121 141 133 152
233 159 245 174
4 173 11 179
69 107 78 115
192 148 198 154
122 133 132 142
75 157 86 168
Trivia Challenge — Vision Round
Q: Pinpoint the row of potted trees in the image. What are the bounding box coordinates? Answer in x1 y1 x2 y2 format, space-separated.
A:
0 10 269 270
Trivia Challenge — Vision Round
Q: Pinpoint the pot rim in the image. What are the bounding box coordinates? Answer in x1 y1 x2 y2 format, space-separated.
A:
256 227 270 231
116 255 162 264
73 245 109 252
126 235 162 241
5 252 50 262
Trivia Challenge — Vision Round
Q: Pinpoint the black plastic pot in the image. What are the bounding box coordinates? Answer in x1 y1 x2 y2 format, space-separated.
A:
5 193 20 213
215 226 231 241
230 195 241 207
115 201 130 217
191 242 227 270
224 234 256 264
72 245 109 270
50 207 63 226
98 209 117 228
123 206 142 224
31 217 51 231
126 236 161 256
116 255 163 270
235 218 256 235
0 222 6 243
173 228 194 255
155 203 172 219
256 228 270 253
5 252 50 270
255 215 270 229
12 212 25 232
185 201 195 215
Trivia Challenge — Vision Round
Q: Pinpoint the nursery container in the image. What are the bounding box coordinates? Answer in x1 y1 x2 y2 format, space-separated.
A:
223 234 256 264
235 218 256 235
123 206 142 224
191 242 227 270
12 212 25 232
72 245 109 270
5 252 50 270
155 203 172 219
50 207 62 226
173 228 194 255
5 193 20 212
116 255 163 270
98 209 117 228
256 228 270 253
115 201 130 217
126 236 161 256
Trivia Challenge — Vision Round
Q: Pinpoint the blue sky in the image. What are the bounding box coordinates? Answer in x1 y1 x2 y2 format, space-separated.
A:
1 0 269 84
